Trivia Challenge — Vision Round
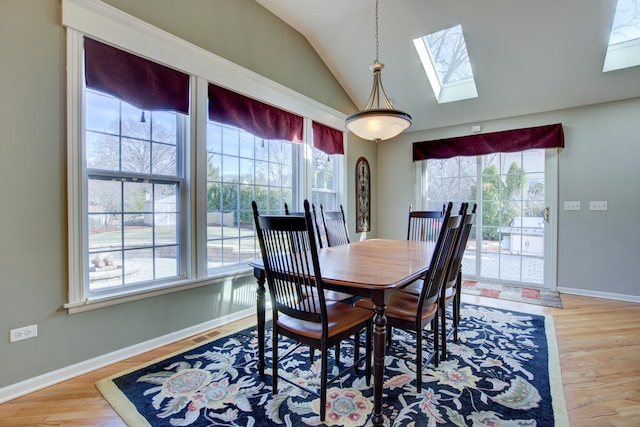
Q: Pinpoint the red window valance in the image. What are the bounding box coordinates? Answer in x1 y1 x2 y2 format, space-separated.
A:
208 83 303 143
413 123 564 161
84 38 190 114
312 121 344 155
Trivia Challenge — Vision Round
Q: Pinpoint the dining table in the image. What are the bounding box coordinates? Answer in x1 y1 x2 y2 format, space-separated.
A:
249 238 433 427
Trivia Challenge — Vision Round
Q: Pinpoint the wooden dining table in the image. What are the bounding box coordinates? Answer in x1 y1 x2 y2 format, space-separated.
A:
249 238 433 427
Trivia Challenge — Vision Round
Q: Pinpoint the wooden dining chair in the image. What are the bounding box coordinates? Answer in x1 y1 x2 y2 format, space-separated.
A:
253 200 372 421
407 204 445 242
320 204 350 247
401 204 447 295
439 203 476 361
284 202 354 303
355 202 462 392
284 202 324 249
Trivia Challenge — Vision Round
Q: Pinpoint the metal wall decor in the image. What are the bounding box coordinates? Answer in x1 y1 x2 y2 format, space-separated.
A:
355 156 371 232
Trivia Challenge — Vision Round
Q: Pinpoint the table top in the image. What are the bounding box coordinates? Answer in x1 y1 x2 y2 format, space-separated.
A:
250 238 432 292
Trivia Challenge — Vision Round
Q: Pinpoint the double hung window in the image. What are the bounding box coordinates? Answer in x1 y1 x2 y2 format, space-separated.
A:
86 90 186 290
63 0 346 312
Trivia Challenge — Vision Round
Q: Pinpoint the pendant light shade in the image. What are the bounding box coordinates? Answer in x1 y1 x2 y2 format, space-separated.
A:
345 1 411 142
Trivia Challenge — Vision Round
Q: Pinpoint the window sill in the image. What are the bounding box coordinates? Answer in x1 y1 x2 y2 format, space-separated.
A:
64 264 255 314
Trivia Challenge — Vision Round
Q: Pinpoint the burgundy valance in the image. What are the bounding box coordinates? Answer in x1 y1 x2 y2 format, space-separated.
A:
84 37 190 114
208 83 303 143
312 121 344 155
413 123 564 161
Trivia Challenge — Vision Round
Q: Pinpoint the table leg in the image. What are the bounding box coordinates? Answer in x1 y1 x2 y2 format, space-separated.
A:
254 268 266 376
371 302 387 427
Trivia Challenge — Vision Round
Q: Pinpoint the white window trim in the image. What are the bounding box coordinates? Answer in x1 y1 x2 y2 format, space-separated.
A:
63 0 346 313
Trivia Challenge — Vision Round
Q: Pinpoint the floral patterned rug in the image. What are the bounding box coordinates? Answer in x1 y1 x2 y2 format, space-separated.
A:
96 304 569 426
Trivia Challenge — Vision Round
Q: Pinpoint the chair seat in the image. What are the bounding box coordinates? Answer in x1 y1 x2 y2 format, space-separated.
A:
278 301 373 340
402 282 456 301
444 287 456 301
354 293 438 323
401 281 423 296
324 290 354 301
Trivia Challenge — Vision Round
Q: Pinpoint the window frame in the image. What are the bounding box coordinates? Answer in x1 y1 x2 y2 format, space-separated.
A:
63 0 346 313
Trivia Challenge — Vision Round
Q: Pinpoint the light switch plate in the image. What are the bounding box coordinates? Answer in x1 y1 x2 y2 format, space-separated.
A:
590 201 607 211
564 201 581 211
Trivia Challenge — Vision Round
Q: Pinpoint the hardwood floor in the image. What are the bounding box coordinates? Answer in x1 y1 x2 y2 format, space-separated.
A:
1 294 638 426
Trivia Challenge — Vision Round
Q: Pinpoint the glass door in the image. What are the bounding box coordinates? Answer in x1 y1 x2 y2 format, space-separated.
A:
423 149 557 289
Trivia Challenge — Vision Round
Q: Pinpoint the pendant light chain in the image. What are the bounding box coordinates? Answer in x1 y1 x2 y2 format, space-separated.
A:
375 0 379 63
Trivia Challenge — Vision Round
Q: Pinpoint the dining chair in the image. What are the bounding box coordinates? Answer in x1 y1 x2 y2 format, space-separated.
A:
407 204 445 242
401 204 448 296
355 202 462 392
320 204 350 247
253 200 372 421
283 203 355 365
439 203 476 361
284 202 325 248
284 202 354 303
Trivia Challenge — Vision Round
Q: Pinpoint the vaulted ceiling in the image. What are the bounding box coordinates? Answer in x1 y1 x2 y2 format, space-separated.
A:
256 0 640 132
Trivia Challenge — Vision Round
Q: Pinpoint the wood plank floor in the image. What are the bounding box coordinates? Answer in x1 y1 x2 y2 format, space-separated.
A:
0 293 638 426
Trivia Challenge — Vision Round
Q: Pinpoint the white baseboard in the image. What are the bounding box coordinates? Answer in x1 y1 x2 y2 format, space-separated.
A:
0 307 256 404
557 287 640 304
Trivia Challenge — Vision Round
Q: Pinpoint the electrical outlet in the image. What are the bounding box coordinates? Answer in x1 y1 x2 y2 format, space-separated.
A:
9 324 38 342
564 201 581 211
590 201 608 211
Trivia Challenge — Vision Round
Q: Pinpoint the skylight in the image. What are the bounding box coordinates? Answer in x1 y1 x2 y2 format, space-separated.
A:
413 24 478 103
603 0 640 72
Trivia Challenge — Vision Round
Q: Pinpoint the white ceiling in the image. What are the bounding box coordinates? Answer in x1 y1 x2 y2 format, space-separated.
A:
256 0 640 132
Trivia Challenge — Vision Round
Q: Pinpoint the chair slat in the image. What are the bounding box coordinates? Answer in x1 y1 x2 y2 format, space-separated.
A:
320 204 349 247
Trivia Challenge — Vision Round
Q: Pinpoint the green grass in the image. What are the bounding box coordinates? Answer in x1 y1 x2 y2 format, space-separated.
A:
89 225 257 250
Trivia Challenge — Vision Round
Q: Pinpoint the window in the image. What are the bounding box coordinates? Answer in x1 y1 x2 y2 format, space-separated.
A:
205 121 299 272
413 24 478 103
310 120 344 210
86 90 186 291
604 0 640 72
311 147 339 210
63 0 346 312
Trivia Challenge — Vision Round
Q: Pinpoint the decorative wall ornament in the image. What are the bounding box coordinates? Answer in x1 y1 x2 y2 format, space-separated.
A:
355 157 371 232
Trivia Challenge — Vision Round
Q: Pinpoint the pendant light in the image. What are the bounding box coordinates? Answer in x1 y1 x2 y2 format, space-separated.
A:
345 0 411 142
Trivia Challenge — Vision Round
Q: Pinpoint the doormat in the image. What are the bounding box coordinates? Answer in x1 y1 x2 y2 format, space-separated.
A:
461 280 563 308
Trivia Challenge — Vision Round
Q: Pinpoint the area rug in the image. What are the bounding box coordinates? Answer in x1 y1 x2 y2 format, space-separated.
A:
461 281 564 308
96 304 569 426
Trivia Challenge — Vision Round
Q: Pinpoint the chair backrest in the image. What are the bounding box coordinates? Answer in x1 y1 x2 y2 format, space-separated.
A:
416 202 463 314
444 203 476 288
253 200 327 326
284 202 324 249
407 204 445 242
320 204 350 247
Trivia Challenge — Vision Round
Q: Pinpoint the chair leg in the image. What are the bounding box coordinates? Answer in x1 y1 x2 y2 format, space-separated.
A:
415 326 422 392
310 346 315 363
354 330 361 374
433 313 439 368
440 298 447 361
335 343 341 368
454 270 462 342
320 343 329 422
272 328 278 395
365 322 372 386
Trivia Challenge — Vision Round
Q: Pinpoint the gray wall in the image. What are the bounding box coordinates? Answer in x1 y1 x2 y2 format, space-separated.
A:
377 98 640 298
0 0 370 390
